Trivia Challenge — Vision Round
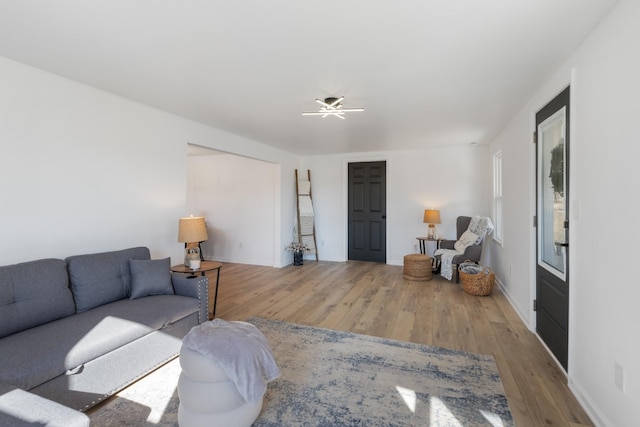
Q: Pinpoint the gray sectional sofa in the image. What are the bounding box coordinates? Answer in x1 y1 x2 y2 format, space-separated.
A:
0 246 208 425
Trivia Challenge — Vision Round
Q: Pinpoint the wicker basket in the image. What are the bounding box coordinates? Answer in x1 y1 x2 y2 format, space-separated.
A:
459 263 495 296
403 254 433 281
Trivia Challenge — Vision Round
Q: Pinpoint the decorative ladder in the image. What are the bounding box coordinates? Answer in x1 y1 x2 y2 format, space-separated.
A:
295 169 318 261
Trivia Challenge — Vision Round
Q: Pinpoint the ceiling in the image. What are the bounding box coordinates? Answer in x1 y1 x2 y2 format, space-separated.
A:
0 1 617 156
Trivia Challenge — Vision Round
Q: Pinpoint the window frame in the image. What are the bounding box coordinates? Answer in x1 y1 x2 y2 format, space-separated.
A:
492 150 504 244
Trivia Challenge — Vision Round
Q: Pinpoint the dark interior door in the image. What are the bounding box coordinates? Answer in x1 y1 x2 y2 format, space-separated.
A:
348 161 386 262
536 86 570 370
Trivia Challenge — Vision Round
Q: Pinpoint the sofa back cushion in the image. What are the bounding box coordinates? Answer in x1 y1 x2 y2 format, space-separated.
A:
66 247 150 313
0 259 75 338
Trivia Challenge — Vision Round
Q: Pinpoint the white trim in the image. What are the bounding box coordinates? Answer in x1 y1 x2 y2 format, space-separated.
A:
496 277 530 330
492 150 504 244
534 330 567 376
536 107 568 282
568 378 613 427
499 274 610 426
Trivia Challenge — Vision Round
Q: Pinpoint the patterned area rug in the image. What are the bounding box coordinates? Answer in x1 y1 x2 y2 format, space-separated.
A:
89 318 513 426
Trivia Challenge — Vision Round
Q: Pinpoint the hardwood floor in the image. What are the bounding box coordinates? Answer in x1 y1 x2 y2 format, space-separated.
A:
207 260 593 427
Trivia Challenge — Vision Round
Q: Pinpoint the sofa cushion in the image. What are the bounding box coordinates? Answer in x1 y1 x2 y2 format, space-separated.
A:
0 294 199 391
130 258 174 299
66 247 150 312
0 259 75 339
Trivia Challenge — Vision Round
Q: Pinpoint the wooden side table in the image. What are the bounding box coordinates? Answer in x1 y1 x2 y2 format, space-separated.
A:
171 261 222 319
416 237 444 271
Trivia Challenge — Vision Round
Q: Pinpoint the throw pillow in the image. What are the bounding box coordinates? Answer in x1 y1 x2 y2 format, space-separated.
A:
454 230 480 253
129 257 174 300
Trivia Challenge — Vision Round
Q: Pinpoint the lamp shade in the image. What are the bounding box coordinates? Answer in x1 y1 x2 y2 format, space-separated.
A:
423 209 441 224
178 216 208 243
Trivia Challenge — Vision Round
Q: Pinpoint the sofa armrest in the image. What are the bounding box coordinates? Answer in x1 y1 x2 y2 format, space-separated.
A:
172 274 209 324
0 382 90 427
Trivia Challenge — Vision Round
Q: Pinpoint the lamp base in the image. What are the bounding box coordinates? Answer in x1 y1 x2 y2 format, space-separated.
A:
185 245 201 269
427 224 436 239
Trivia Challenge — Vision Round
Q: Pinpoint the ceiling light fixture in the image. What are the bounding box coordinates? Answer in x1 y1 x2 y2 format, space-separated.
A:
302 96 364 119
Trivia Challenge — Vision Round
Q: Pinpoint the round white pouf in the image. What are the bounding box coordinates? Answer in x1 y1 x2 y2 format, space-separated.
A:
178 345 263 427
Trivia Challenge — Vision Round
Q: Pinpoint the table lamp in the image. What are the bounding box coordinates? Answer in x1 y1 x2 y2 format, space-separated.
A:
178 215 208 269
423 209 441 239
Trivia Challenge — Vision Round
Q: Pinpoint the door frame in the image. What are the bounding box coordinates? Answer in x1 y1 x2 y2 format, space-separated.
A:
343 157 390 262
530 76 576 373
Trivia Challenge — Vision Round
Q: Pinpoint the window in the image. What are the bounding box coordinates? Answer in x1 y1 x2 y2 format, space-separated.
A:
493 150 503 243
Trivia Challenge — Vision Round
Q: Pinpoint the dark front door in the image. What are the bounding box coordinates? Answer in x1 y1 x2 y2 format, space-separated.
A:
348 161 386 262
536 86 570 370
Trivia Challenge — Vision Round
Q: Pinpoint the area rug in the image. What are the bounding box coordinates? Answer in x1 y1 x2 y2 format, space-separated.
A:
89 317 513 426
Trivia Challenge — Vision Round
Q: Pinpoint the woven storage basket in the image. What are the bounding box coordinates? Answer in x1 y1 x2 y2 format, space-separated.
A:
403 254 432 281
459 263 495 296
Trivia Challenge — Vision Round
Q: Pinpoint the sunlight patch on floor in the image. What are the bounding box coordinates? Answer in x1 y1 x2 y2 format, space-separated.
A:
117 362 180 424
395 386 500 427
430 396 463 427
395 385 417 413
480 409 505 427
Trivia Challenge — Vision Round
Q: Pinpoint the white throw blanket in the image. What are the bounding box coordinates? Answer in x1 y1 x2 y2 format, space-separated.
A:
182 319 281 405
468 216 494 244
298 180 311 195
434 216 494 280
433 248 462 280
299 215 314 234
298 195 314 216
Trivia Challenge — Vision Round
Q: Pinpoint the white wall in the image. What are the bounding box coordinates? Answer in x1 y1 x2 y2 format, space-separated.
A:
0 56 299 267
488 1 639 425
183 143 298 270
6 12 637 421
302 145 491 265
487 109 535 322
187 152 277 266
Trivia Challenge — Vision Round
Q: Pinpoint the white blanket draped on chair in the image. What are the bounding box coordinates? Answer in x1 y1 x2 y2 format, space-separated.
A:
468 216 494 245
434 216 494 280
434 249 462 280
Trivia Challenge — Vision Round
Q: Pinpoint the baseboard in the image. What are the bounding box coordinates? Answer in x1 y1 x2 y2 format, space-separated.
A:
497 277 609 427
568 378 612 427
495 277 531 329
498 276 566 375
203 256 274 267
320 257 347 263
